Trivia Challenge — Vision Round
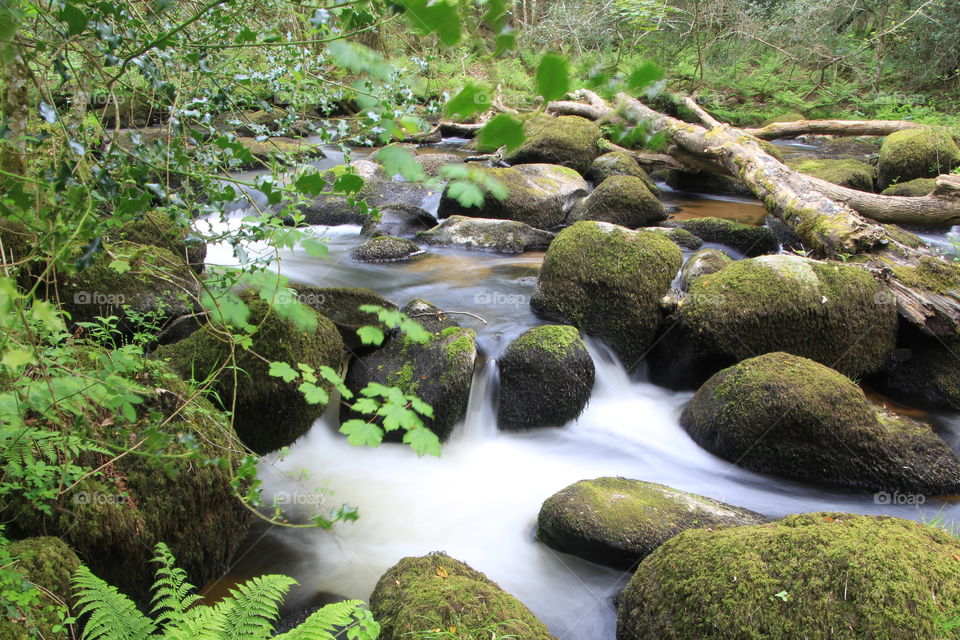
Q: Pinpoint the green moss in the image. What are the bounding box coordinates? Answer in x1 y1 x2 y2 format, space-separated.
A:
388 360 418 394
619 512 960 640
510 324 580 361
113 210 206 273
570 174 666 228
586 151 660 194
672 217 778 256
679 248 732 289
878 127 960 188
881 177 937 197
351 236 423 262
760 111 805 126
445 333 475 362
787 158 876 192
503 114 602 175
756 138 785 162
891 256 960 296
369 553 553 640
234 136 322 168
0 537 79 640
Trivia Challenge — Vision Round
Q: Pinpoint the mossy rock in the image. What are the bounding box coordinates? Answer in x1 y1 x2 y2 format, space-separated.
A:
569 175 666 228
664 171 753 197
537 477 766 570
585 151 660 195
497 325 594 430
360 203 438 238
343 301 476 442
886 326 960 411
617 512 960 640
878 127 960 189
234 136 324 169
417 215 554 254
351 236 424 262
756 139 785 162
815 137 881 160
416 152 464 177
112 210 206 273
787 158 876 192
678 248 732 290
531 221 682 368
764 213 803 251
8 358 250 605
650 255 898 387
437 163 588 230
155 293 344 454
644 227 703 250
59 242 200 344
370 552 554 640
0 537 79 640
290 285 397 352
681 352 960 493
881 177 937 197
504 114 602 175
668 217 778 257
760 111 805 126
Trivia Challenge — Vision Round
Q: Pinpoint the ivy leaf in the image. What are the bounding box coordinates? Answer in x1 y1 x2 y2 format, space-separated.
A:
294 172 327 196
403 427 442 457
298 382 329 405
376 145 426 181
235 26 257 44
477 114 525 152
444 83 491 121
268 361 299 383
401 0 461 46
446 180 484 209
60 3 89 37
627 62 664 93
379 402 414 432
536 54 570 102
356 325 385 346
340 419 384 447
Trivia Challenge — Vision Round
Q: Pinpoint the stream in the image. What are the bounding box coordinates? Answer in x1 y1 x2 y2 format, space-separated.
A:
200 141 960 639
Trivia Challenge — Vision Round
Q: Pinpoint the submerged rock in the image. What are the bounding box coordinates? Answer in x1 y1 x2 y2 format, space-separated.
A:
618 512 960 639
351 236 424 262
370 553 554 640
497 325 594 430
538 478 766 569
678 248 732 290
645 226 703 250
418 215 554 253
878 128 960 189
437 163 588 229
360 203 438 238
569 175 666 228
681 352 960 493
666 217 778 257
504 114 602 175
585 151 660 194
531 221 682 367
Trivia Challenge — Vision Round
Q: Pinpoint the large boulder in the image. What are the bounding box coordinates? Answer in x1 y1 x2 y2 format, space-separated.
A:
437 163 588 230
351 236 424 262
878 128 960 189
666 217 778 257
650 254 898 387
645 227 703 250
678 248 732 290
0 537 79 640
497 325 594 430
504 114 601 175
418 215 554 253
290 285 397 352
568 175 666 228
787 158 876 192
537 477 766 570
344 300 476 442
370 553 554 640
585 151 660 194
618 513 960 640
112 210 207 273
885 326 960 411
156 293 344 454
681 352 960 493
415 152 464 177
531 221 682 367
360 203 437 238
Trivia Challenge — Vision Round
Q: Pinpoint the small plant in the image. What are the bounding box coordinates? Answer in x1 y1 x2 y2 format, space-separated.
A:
72 542 379 640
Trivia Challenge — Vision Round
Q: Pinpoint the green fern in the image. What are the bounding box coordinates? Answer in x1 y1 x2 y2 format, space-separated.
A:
72 542 380 640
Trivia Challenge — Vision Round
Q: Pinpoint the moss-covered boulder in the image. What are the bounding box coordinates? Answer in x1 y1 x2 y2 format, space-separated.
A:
360 203 438 238
437 163 588 230
681 352 960 493
667 217 778 257
537 478 766 570
234 136 324 169
787 158 876 192
59 243 200 344
155 293 343 453
585 151 660 194
416 152 464 177
650 255 897 387
531 221 682 367
617 512 960 640
497 325 594 430
881 177 937 197
678 248 732 290
886 327 960 411
370 553 554 640
343 301 476 442
814 136 880 160
417 216 554 253
8 359 250 605
569 175 666 228
504 114 601 175
645 227 703 250
878 127 960 189
0 537 79 640
112 210 207 273
290 285 397 352
351 236 424 262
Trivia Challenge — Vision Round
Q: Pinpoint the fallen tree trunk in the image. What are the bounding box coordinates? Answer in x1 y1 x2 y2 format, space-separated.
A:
745 118 926 141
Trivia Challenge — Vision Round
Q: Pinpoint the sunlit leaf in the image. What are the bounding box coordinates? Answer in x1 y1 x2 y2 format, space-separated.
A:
536 54 570 102
477 114 525 152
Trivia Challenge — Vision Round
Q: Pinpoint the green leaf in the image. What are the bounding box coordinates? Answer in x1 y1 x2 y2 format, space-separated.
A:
60 3 89 37
298 382 329 405
268 361 299 383
340 419 384 447
536 54 570 102
294 172 327 196
403 427 441 457
401 0 462 46
627 62 664 93
300 237 328 259
352 397 379 415
2 348 34 368
333 173 364 195
446 181 484 209
444 84 491 121
376 146 426 181
477 114 525 152
356 325 385 346
108 259 131 274
410 396 434 419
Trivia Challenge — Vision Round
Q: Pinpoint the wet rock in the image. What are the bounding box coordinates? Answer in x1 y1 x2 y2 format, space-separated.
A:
666 217 778 257
764 213 803 250
351 236 424 262
291 285 397 352
497 325 594 430
504 114 602 175
569 175 666 228
418 215 554 253
665 171 753 197
678 248 732 290
643 226 702 250
415 152 464 177
585 151 660 194
537 477 766 569
682 352 960 493
885 325 960 411
878 128 960 189
360 203 438 238
370 553 554 640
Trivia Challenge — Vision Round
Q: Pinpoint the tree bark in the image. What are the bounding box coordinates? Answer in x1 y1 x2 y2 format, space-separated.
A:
744 118 926 140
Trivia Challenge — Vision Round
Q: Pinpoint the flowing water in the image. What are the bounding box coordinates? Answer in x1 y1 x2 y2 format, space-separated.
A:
201 142 960 639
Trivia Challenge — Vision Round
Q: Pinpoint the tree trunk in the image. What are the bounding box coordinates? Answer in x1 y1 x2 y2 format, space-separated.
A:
745 118 926 140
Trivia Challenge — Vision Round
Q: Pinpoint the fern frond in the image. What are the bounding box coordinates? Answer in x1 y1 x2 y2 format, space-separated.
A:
162 605 227 640
273 600 380 640
214 574 296 640
149 542 201 629
72 566 157 640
